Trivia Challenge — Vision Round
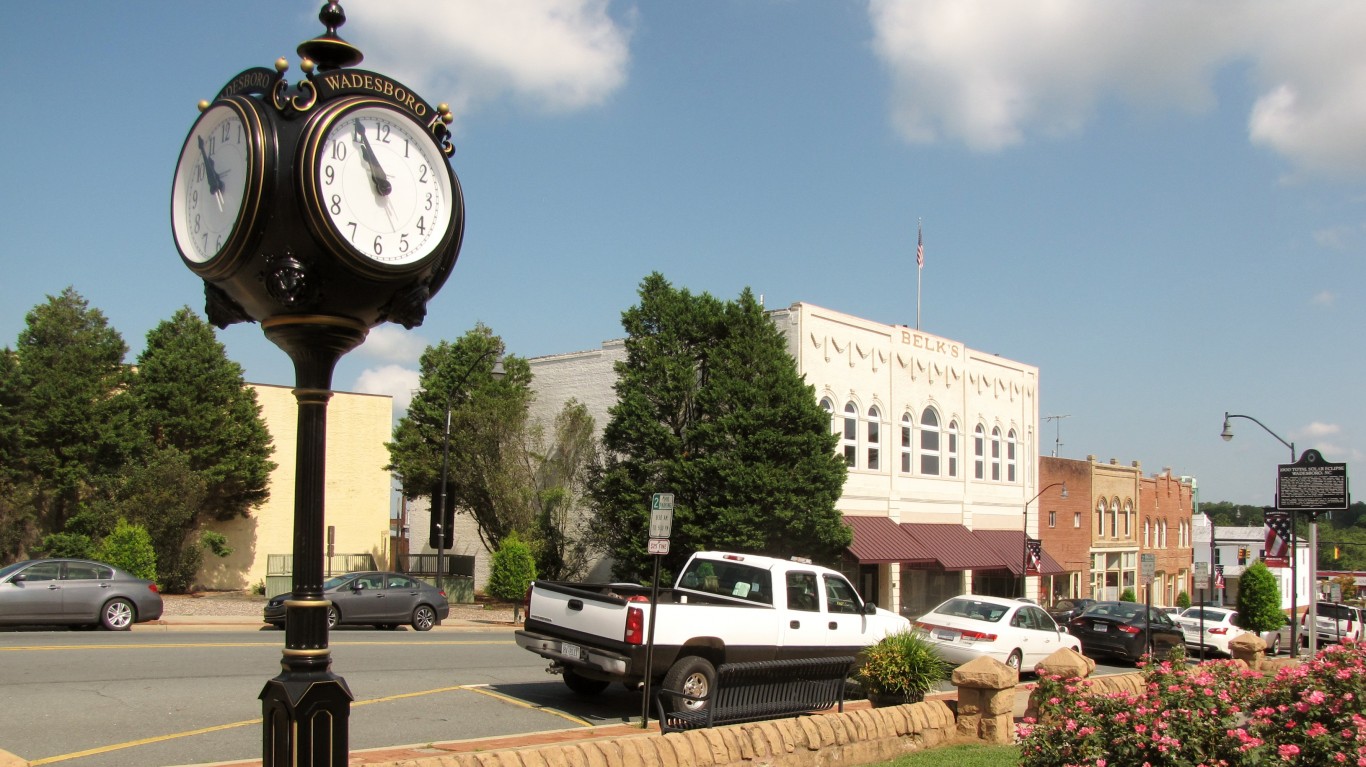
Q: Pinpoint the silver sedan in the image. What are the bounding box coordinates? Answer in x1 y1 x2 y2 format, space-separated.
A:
0 558 164 630
263 571 450 631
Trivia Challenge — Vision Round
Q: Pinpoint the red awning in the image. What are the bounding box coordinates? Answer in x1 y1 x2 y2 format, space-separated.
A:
844 516 935 564
971 529 1069 576
899 523 1012 571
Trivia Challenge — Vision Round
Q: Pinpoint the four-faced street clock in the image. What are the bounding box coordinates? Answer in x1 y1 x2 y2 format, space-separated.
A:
170 96 270 278
298 98 462 275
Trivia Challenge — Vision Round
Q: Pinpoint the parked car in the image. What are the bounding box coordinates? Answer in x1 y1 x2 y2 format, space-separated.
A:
0 558 163 631
264 571 449 631
912 594 1081 673
1066 601 1183 664
1300 601 1363 647
1174 606 1286 657
1046 598 1097 624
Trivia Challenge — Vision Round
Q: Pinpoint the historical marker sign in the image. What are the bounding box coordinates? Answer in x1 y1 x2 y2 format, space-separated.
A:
1277 449 1348 512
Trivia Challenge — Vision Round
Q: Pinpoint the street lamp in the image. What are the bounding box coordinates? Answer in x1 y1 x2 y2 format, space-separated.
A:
1023 482 1067 599
433 350 504 598
1220 411 1311 655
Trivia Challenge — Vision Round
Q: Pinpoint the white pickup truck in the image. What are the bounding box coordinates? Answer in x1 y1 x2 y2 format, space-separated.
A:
514 551 909 705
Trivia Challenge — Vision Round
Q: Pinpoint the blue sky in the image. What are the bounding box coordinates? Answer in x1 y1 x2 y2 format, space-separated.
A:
3 2 1362 506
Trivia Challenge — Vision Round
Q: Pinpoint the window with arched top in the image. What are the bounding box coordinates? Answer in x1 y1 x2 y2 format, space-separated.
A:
973 425 986 479
900 413 913 474
1144 518 1151 548
946 420 959 477
1096 499 1107 534
1110 498 1120 538
841 402 857 467
1006 429 1018 483
990 427 1002 481
920 407 940 476
1124 502 1132 538
866 405 882 471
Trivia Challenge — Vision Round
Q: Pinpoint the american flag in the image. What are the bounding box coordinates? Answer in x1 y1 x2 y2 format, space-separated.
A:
916 222 924 269
1214 564 1225 590
1264 511 1293 567
1025 538 1042 575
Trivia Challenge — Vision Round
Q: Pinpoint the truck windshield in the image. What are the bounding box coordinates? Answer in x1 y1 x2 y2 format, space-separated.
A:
677 558 773 605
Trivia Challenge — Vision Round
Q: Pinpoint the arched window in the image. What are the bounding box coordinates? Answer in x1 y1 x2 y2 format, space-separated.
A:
1110 497 1120 538
866 405 882 471
1144 518 1151 548
946 420 959 477
899 413 913 474
841 402 857 468
1096 499 1106 534
1006 429 1018 483
973 425 986 479
1124 502 1133 538
919 407 940 476
990 427 1002 481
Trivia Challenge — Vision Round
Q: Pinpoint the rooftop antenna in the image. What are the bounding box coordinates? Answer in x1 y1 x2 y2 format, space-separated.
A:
1044 414 1070 457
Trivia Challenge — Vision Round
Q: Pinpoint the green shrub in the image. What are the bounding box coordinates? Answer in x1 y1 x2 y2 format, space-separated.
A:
488 531 537 603
1235 561 1284 633
856 629 950 700
34 532 94 559
95 520 158 582
1119 587 1136 603
1175 590 1191 609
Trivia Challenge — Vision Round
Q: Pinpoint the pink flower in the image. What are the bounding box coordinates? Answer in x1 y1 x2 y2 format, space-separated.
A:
1280 744 1301 760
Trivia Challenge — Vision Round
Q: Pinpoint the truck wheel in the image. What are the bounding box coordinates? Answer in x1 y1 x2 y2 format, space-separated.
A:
562 668 609 696
662 656 715 713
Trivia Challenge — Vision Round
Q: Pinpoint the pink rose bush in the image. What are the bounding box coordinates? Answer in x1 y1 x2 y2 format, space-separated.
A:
1019 640 1366 767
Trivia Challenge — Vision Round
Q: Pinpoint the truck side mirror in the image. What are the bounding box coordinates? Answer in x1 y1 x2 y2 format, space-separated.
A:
862 602 877 616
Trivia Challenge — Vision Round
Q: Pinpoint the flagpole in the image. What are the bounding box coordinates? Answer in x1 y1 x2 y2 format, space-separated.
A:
915 218 923 330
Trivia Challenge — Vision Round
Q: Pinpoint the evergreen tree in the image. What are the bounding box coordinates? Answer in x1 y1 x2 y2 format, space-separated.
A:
525 400 600 581
128 307 275 521
387 325 535 553
587 274 849 581
1235 561 1284 634
11 288 137 535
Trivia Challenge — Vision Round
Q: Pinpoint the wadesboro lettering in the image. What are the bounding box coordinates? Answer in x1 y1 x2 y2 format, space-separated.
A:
321 72 428 119
899 330 961 359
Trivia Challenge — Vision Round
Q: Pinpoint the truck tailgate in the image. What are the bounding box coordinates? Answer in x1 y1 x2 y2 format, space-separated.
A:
526 581 641 641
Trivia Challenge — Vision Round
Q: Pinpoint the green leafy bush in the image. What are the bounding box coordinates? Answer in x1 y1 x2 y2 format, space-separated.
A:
34 532 94 559
1119 587 1136 603
1235 561 1285 633
488 531 537 603
856 629 950 701
1175 590 1191 609
95 519 157 582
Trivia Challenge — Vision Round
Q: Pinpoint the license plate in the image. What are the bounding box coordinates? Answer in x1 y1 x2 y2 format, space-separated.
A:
1093 623 1108 632
560 641 582 659
934 629 960 642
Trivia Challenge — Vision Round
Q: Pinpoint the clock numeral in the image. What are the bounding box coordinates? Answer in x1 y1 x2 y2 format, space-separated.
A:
398 234 409 254
375 121 392 143
403 139 410 159
324 165 336 186
330 194 343 216
331 141 348 162
193 213 201 234
424 192 433 211
418 164 429 184
416 216 426 235
346 221 358 241
372 235 384 256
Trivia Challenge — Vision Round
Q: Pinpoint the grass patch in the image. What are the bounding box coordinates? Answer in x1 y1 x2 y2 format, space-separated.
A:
880 743 1019 767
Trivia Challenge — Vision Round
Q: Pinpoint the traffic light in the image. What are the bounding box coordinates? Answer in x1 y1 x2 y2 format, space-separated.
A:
429 481 455 549
1334 546 1341 560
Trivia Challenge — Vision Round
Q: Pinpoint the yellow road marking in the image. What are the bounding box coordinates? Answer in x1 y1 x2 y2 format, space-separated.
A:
23 683 586 765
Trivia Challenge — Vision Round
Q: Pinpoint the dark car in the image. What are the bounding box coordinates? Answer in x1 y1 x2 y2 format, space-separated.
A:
0 558 164 631
264 571 450 631
1067 601 1183 664
1046 598 1097 624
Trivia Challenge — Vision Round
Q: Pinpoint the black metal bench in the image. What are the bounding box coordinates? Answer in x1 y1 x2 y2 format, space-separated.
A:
654 656 856 733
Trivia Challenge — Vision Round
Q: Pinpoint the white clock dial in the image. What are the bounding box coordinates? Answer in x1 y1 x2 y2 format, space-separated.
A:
315 106 454 267
172 104 250 264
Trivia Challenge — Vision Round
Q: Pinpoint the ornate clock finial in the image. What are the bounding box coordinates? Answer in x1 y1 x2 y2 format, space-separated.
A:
297 2 363 72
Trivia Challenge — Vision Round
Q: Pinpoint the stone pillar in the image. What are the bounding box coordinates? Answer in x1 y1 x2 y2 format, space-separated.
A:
1024 648 1095 723
951 656 1018 744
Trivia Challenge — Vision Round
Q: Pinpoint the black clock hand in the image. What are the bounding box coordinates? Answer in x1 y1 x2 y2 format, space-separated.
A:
197 136 227 212
352 120 393 196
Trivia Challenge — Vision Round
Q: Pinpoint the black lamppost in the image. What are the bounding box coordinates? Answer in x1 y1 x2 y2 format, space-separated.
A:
1022 482 1067 599
432 350 504 597
1220 412 1310 655
169 6 465 765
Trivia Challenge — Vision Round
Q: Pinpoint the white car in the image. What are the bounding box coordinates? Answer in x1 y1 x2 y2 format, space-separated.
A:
912 594 1081 673
1174 606 1285 657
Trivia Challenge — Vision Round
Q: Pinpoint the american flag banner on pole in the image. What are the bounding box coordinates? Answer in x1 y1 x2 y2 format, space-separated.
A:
1025 538 1042 575
916 222 924 269
1214 564 1225 590
1264 511 1293 568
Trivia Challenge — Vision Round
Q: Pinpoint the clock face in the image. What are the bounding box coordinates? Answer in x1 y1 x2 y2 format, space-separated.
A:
312 105 456 267
171 103 252 264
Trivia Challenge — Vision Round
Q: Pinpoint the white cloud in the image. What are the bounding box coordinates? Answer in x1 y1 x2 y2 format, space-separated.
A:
1300 421 1341 438
352 364 421 412
1311 290 1336 307
867 1 1366 177
340 0 633 119
358 324 428 364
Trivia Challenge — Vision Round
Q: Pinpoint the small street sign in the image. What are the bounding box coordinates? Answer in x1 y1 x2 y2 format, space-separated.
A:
648 538 670 555
649 493 675 539
1140 553 1156 586
1194 561 1209 590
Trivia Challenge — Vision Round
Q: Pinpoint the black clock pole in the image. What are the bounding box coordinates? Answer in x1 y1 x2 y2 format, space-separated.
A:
259 318 365 767
170 4 465 767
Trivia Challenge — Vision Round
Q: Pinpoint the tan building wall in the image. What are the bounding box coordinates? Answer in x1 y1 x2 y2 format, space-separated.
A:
196 383 394 590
